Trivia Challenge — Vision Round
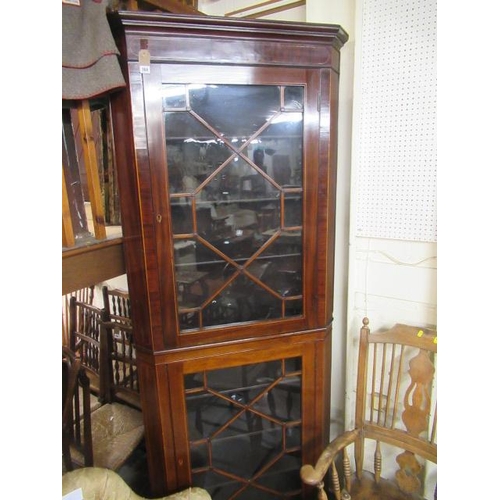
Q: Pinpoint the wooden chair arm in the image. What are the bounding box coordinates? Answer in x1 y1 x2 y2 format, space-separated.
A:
300 429 360 486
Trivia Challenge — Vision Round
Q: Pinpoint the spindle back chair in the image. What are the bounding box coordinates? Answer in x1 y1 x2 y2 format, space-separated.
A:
301 318 437 500
69 296 109 400
102 319 141 409
62 346 94 471
62 345 145 472
102 285 132 324
62 285 95 346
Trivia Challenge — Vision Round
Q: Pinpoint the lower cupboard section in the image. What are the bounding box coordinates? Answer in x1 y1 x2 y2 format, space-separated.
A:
184 357 303 499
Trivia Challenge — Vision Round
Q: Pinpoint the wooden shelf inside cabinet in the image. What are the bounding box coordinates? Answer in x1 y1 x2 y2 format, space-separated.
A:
108 11 347 498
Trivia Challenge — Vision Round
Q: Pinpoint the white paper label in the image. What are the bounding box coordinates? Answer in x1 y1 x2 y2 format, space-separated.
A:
139 49 151 74
62 488 83 500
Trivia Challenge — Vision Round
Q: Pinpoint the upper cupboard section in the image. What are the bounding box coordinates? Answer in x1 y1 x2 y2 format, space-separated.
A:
109 12 348 348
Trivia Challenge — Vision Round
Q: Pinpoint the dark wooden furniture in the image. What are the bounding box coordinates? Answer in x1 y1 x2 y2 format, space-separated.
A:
63 286 95 346
102 286 141 408
300 318 437 500
63 240 126 296
103 285 133 324
103 318 141 409
62 347 145 472
108 11 347 498
63 346 93 471
69 297 108 399
70 293 141 408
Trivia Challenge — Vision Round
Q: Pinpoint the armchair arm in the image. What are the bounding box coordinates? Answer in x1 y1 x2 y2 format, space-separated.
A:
300 429 360 486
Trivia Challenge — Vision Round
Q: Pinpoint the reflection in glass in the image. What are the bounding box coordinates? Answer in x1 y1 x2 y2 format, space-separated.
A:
186 358 303 499
189 85 280 138
162 84 187 109
163 84 305 331
284 86 304 110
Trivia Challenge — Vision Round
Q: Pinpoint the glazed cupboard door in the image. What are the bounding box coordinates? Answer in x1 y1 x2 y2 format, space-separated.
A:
163 339 320 500
142 65 323 348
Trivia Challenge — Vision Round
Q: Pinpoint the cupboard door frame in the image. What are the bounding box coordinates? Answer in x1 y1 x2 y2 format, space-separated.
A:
158 333 328 496
136 63 328 349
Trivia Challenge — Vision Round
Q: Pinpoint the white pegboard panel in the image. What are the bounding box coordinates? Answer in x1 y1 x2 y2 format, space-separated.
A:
354 0 437 242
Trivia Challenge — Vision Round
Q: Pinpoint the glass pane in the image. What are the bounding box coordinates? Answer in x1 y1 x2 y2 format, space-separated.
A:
203 275 282 327
186 392 235 440
189 85 280 138
284 86 304 110
162 84 187 109
285 425 301 449
256 232 303 298
185 358 302 498
257 453 302 492
206 362 282 390
285 357 302 373
236 488 282 500
164 84 305 332
267 376 301 422
285 299 303 317
284 192 302 227
165 114 234 198
185 373 203 390
192 470 243 500
190 442 209 469
255 450 302 491
260 115 303 189
213 417 282 477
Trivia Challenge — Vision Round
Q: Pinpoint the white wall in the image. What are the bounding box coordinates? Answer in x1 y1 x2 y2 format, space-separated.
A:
344 0 437 433
308 0 437 438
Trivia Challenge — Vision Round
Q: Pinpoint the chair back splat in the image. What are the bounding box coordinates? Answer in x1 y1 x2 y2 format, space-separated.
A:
69 296 107 399
301 318 437 500
102 286 141 408
101 319 141 408
62 347 94 471
102 285 132 324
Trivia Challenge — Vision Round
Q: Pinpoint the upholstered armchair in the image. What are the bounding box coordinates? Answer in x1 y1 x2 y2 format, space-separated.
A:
62 467 212 500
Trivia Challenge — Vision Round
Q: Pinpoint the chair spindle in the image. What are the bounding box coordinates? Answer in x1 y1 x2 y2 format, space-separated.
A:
331 460 341 500
343 448 352 493
317 481 328 500
374 440 381 484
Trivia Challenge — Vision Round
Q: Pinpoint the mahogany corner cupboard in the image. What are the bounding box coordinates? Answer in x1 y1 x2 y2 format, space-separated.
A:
108 11 348 500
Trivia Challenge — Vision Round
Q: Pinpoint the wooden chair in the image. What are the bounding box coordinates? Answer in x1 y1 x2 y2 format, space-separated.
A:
102 319 141 409
102 286 141 408
301 318 437 500
69 296 108 400
62 285 95 347
102 285 132 324
62 347 145 472
63 346 93 471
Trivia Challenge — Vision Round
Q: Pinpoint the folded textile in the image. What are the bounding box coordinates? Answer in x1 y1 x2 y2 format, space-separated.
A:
62 0 125 99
